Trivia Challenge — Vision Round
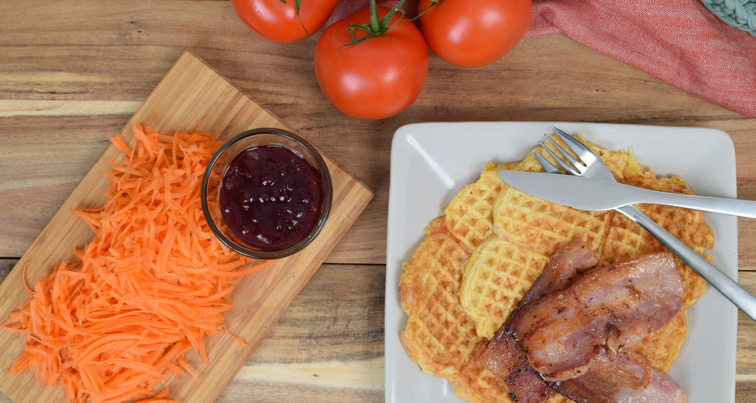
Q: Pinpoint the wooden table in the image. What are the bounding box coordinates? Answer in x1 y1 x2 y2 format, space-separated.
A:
1 1 754 401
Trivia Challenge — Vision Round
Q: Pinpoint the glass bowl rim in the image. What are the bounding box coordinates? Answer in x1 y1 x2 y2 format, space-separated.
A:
200 127 333 259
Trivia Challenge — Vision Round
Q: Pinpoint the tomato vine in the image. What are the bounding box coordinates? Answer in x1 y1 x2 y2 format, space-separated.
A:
280 0 309 38
340 0 407 49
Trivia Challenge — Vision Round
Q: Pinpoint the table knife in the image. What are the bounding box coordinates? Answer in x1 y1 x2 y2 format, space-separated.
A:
497 170 756 218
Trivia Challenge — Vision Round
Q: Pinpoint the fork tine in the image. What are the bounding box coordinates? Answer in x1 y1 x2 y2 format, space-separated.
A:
538 140 581 175
543 136 587 174
532 150 562 174
550 126 597 164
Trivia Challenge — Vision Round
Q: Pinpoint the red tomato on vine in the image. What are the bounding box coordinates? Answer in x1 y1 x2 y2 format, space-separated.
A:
418 0 532 67
232 0 339 43
314 3 429 120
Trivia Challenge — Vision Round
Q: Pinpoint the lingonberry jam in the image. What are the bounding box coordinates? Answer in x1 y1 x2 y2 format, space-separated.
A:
219 145 323 251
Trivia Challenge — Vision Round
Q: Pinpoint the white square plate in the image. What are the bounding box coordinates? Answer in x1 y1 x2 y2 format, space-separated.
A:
385 122 738 402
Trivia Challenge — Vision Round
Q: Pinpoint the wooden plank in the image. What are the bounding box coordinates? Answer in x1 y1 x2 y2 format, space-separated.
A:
0 1 751 266
3 262 755 402
0 51 373 402
1 261 386 403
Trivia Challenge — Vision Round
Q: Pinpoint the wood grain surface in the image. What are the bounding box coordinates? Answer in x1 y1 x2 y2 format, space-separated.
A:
1 0 755 402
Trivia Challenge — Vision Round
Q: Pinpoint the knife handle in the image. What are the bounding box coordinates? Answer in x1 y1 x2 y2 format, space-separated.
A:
636 187 756 218
617 205 756 321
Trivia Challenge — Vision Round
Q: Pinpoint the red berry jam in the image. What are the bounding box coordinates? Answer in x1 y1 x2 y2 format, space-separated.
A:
220 145 323 251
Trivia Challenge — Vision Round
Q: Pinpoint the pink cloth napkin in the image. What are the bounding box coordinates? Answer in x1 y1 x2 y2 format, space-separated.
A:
331 0 756 117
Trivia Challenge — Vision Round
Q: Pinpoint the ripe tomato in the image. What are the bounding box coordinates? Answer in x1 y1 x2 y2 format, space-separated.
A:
314 7 429 120
418 0 532 67
231 0 339 43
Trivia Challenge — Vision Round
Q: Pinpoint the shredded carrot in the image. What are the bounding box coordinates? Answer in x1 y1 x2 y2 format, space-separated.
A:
223 325 249 348
2 125 270 403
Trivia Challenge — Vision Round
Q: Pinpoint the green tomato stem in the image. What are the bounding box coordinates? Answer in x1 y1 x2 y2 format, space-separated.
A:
339 0 408 52
280 0 309 39
413 0 441 20
370 0 381 32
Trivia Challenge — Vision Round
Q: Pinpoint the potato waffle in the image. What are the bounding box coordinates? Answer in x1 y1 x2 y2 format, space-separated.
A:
398 135 714 402
459 237 549 339
492 187 614 258
444 162 518 252
399 218 481 378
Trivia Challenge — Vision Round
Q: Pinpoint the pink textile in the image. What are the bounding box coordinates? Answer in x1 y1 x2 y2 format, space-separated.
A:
331 0 756 116
331 0 420 20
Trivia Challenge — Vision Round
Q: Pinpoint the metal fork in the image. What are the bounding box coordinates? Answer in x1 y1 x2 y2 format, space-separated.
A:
535 126 756 321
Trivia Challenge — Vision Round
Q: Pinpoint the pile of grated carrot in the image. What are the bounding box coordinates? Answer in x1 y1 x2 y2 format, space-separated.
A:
1 125 271 403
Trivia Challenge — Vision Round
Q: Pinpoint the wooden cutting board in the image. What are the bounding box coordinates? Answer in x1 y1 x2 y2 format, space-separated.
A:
0 51 373 402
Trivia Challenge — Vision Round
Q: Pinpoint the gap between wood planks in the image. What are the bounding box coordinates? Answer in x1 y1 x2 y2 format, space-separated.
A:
0 100 141 118
0 260 13 284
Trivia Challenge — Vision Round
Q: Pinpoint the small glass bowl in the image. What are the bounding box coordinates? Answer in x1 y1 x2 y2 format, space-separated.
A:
201 128 333 259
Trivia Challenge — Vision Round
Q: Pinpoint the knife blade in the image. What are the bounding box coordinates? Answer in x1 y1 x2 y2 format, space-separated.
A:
496 170 756 218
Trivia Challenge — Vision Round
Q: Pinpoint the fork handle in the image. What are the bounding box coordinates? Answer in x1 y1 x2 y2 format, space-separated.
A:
617 205 756 320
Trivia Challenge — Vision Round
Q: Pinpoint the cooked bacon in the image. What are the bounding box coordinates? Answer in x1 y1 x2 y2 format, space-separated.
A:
480 238 599 402
550 349 687 403
616 368 688 403
483 242 687 402
520 238 599 307
480 328 553 403
509 252 684 381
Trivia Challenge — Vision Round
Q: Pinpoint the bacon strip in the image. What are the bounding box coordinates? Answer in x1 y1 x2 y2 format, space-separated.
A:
509 252 684 382
519 238 599 307
480 328 553 403
480 238 599 402
550 349 687 403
